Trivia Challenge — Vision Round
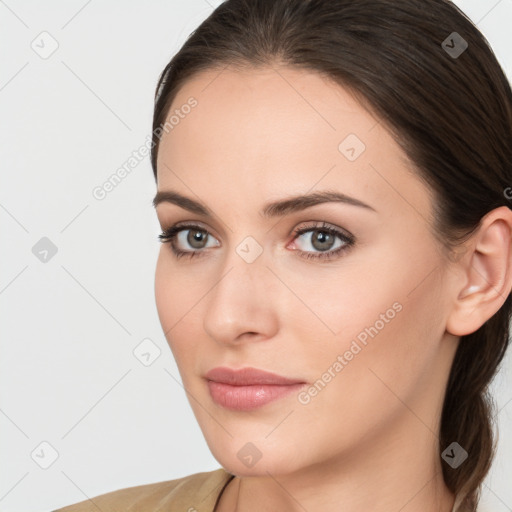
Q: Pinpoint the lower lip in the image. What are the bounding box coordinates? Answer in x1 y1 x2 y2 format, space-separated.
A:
206 380 306 411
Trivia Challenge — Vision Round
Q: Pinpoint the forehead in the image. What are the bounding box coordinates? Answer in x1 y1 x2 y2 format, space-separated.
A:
158 65 374 170
155 65 433 224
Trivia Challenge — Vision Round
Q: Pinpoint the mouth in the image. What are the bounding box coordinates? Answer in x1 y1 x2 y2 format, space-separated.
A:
204 366 307 411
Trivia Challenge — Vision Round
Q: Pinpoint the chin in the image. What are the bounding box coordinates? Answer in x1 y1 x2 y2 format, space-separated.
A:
202 430 310 478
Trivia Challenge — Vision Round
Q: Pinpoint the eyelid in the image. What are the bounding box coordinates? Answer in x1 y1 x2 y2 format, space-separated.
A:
164 220 221 241
292 220 354 240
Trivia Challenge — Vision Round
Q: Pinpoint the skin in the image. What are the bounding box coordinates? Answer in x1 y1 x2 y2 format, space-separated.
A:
153 64 512 512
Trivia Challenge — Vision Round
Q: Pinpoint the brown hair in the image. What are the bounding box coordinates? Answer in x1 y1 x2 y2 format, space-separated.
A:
150 1 512 508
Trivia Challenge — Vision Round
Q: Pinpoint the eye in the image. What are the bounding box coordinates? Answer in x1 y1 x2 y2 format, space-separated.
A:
158 223 219 259
158 221 355 261
290 221 355 261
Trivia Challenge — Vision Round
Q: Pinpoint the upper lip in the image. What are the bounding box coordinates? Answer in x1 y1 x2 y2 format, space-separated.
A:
205 366 305 386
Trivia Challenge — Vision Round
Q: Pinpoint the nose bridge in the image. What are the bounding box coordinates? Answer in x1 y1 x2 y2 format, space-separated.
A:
202 235 278 343
216 232 270 295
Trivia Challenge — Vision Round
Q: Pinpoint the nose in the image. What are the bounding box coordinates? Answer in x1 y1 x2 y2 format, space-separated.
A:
202 248 280 346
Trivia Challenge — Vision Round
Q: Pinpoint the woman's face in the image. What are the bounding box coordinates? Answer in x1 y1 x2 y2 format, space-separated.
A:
154 65 460 477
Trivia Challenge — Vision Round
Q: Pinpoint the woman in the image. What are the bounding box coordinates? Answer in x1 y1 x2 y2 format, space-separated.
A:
54 0 512 511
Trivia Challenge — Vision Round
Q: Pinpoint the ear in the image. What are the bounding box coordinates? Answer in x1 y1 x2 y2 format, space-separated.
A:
446 206 512 337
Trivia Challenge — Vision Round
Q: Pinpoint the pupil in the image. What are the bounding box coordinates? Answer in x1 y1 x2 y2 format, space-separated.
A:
314 230 333 251
189 229 206 248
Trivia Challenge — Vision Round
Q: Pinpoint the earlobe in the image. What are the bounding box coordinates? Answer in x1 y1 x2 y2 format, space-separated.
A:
446 206 512 337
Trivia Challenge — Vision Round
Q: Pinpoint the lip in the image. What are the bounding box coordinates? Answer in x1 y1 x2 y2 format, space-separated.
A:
204 366 307 411
205 366 305 385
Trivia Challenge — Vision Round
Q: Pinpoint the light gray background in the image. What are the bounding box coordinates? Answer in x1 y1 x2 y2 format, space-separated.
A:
1 1 511 511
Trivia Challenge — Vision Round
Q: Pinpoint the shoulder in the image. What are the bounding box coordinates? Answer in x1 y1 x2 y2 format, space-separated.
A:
52 467 234 512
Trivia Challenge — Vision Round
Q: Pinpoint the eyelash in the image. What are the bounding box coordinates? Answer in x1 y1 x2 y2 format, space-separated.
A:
157 221 355 262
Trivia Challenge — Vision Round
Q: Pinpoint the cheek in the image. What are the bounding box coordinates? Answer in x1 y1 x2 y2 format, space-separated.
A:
154 248 199 328
291 236 447 394
298 254 447 427
154 249 174 332
272 249 406 347
154 249 205 372
154 250 191 354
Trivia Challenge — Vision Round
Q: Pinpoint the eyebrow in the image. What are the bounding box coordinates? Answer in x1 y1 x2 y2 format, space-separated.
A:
152 189 377 218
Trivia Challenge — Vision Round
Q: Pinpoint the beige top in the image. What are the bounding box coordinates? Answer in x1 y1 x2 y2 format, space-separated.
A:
53 468 234 512
53 467 480 512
